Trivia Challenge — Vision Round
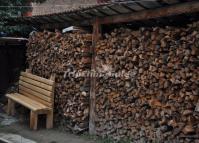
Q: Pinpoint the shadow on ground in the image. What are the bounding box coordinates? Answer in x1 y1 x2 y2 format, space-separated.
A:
0 105 94 143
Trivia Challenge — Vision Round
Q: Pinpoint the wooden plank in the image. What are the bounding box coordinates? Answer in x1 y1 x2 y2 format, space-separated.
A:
99 1 199 25
20 76 53 91
19 86 52 104
6 93 46 110
21 72 54 86
22 69 52 105
19 80 52 97
89 18 101 135
6 93 49 111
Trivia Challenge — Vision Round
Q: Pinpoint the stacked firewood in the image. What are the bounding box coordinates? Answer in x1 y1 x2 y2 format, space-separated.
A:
95 22 199 142
26 30 92 132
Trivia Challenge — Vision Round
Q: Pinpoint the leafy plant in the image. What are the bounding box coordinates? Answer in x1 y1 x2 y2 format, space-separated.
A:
0 0 46 36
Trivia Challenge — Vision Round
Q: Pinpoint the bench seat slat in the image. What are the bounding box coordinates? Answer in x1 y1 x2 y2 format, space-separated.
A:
6 93 50 111
20 76 53 91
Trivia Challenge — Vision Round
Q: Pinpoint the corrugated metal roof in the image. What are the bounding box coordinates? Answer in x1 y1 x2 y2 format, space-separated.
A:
31 0 98 16
5 0 198 28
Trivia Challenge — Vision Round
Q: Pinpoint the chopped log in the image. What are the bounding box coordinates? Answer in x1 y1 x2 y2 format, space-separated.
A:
95 21 199 142
26 30 92 132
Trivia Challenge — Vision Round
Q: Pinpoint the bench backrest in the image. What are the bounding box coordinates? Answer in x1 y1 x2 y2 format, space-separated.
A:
18 71 55 108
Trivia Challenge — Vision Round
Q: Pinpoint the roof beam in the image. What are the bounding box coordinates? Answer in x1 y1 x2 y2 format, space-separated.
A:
40 22 70 30
98 1 199 25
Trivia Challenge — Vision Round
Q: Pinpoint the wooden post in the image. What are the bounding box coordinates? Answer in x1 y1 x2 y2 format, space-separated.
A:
7 99 15 116
30 111 38 130
47 73 56 129
26 68 31 73
89 18 101 135
50 73 56 81
46 111 53 129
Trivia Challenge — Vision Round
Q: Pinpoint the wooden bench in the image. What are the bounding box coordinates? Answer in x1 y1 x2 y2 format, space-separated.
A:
6 69 55 130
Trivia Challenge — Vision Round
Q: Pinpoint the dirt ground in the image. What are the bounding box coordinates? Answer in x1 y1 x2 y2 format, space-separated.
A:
0 123 94 143
0 122 95 143
0 103 94 143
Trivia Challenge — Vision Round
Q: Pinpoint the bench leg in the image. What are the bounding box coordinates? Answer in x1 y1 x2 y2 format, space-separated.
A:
46 111 53 129
7 99 15 116
30 111 38 130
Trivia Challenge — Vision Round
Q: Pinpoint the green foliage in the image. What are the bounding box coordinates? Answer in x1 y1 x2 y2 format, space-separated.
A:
0 0 46 36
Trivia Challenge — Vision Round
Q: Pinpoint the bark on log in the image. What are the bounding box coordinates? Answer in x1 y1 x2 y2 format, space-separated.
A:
27 30 92 133
95 22 199 142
